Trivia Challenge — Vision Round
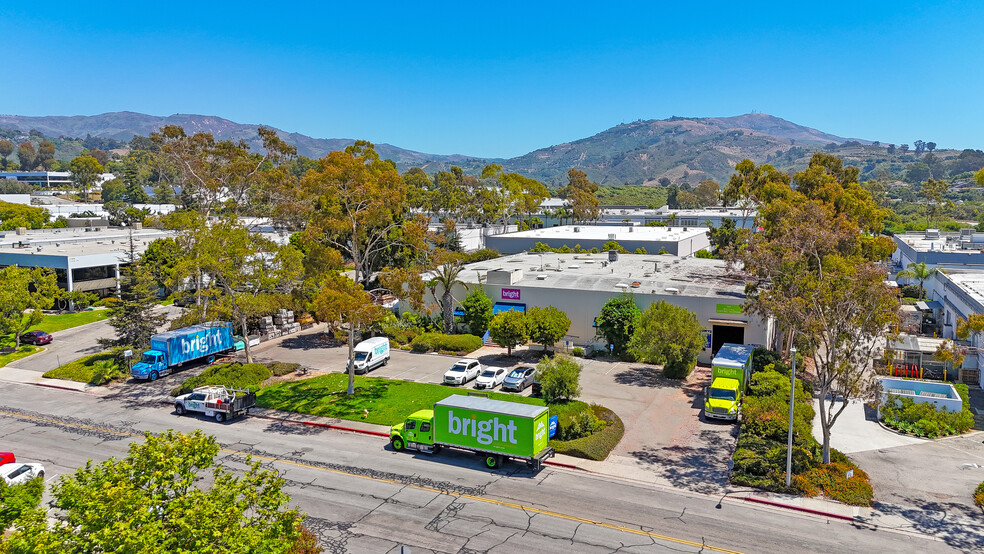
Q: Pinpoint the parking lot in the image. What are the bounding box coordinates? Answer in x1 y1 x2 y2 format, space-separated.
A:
246 326 739 490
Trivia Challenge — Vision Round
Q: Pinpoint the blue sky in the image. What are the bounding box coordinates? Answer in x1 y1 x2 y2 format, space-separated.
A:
1 1 981 158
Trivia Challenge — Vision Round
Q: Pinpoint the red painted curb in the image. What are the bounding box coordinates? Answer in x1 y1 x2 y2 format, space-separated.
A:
743 496 855 521
302 420 391 437
29 382 88 393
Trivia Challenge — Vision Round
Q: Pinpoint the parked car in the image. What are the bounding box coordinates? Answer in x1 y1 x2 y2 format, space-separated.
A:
474 367 508 390
1 462 44 486
173 294 196 308
502 366 537 392
0 452 14 465
443 359 482 385
21 330 52 346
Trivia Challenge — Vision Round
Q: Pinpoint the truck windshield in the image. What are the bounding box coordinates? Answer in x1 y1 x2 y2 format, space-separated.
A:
139 353 158 364
354 352 369 361
709 388 737 401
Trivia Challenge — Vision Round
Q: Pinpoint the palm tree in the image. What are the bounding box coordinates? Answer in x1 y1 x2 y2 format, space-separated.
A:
897 261 943 300
427 252 467 334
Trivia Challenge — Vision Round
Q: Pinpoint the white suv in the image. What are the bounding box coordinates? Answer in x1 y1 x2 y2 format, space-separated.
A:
443 359 482 385
1 462 44 486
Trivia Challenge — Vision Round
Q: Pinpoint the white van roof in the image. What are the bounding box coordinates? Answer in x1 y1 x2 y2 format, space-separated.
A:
355 337 389 350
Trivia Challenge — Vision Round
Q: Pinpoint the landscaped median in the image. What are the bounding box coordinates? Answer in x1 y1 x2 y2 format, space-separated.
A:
33 309 109 333
0 346 41 368
42 352 122 385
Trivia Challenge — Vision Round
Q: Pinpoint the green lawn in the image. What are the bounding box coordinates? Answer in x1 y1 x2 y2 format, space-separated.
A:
33 310 109 334
256 374 544 426
43 352 123 385
0 345 41 368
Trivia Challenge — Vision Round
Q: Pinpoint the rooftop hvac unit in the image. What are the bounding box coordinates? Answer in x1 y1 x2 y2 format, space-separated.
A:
665 287 680 294
16 227 27 235
608 250 619 262
574 227 580 232
608 233 616 240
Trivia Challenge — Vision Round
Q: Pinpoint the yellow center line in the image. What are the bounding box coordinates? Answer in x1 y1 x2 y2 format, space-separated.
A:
1 408 742 554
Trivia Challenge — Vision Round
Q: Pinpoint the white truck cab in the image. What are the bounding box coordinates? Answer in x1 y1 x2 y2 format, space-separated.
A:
353 337 391 374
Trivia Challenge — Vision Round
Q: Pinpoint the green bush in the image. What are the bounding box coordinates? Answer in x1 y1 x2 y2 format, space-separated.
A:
269 362 301 376
537 355 582 404
880 393 974 437
409 332 483 354
793 462 873 506
171 362 272 396
550 405 624 461
975 481 984 509
0 476 44 529
571 346 585 357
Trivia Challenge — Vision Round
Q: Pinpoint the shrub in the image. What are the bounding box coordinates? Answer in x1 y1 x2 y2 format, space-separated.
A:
571 346 585 357
558 409 605 441
464 249 501 263
695 249 715 259
550 405 624 461
537 355 582 404
900 284 922 299
409 333 483 355
793 462 873 506
42 352 123 385
975 481 984 509
269 362 301 376
171 362 272 396
0 475 44 529
880 393 974 437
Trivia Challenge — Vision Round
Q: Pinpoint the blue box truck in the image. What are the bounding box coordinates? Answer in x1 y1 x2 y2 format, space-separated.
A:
131 322 239 381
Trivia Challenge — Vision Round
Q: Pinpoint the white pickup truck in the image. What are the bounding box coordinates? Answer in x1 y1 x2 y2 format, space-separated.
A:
174 385 256 422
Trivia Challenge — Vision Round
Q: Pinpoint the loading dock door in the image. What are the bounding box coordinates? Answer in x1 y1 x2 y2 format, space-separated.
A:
711 324 745 355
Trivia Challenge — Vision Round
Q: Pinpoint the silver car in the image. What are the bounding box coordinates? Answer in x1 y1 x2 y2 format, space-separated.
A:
502 366 537 392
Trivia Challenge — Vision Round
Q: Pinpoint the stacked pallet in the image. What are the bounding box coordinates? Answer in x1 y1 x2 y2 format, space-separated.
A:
258 315 281 340
274 309 301 334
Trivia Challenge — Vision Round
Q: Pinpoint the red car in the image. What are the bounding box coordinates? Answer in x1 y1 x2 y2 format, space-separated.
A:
0 453 14 465
22 331 52 346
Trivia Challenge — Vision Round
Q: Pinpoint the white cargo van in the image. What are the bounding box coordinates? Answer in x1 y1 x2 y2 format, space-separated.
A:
353 337 391 374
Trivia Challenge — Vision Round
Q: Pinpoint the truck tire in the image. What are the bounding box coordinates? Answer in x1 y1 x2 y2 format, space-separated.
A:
175 403 186 416
391 437 404 451
215 412 226 423
484 454 502 469
150 371 159 381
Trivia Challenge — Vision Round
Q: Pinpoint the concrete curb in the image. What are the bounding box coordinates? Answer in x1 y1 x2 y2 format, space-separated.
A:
743 496 855 522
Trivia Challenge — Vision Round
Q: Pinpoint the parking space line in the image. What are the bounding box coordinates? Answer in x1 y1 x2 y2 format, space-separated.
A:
389 366 418 379
605 363 621 375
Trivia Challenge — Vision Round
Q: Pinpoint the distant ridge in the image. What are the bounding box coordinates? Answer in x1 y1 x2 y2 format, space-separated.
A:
0 111 885 185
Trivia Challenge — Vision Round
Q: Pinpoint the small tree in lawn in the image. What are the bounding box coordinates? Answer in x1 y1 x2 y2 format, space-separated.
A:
488 310 528 355
0 266 58 348
628 300 706 378
527 306 571 351
536 355 582 404
100 233 167 359
461 288 493 336
594 295 640 355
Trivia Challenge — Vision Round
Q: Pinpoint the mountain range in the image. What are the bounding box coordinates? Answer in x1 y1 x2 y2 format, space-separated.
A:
0 111 925 186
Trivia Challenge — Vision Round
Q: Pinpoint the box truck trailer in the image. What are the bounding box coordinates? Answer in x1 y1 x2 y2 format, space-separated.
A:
390 395 555 470
131 322 238 381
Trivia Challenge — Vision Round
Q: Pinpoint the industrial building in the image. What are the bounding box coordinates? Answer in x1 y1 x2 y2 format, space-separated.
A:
419 251 773 364
0 225 178 301
0 171 74 188
892 229 984 270
484 224 711 256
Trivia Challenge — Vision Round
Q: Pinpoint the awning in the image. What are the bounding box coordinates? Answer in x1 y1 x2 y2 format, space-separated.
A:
915 300 943 311
707 318 748 326
493 303 526 315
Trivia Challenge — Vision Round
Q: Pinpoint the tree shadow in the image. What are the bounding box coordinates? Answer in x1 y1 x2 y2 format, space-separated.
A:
864 498 984 550
260 418 331 436
277 332 341 351
625 427 739 494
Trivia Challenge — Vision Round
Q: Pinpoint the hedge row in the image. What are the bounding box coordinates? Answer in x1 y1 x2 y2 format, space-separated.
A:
975 481 984 509
410 333 483 354
550 405 624 461
171 362 272 396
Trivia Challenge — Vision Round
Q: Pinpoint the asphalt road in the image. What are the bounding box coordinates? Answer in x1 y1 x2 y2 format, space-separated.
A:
0 380 959 553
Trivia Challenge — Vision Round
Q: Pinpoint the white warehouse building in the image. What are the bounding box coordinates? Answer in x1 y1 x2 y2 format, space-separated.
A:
419 252 773 364
484 224 711 256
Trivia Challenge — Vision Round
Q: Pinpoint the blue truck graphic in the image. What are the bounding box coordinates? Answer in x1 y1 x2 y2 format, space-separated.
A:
131 322 239 381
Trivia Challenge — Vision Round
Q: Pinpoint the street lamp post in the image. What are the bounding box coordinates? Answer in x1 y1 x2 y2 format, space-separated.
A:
785 347 798 488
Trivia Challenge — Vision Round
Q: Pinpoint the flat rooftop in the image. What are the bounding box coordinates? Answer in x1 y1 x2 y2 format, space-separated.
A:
463 252 748 299
495 224 707 243
0 227 178 258
943 273 984 306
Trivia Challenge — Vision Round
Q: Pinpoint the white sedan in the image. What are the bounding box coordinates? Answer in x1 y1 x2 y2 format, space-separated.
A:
1 462 45 486
474 367 508 390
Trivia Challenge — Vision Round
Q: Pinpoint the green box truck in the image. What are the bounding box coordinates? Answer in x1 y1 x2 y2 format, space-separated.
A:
704 343 755 421
389 395 555 470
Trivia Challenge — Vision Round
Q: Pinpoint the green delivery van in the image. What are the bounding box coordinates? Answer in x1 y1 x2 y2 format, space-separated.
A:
390 395 555 470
